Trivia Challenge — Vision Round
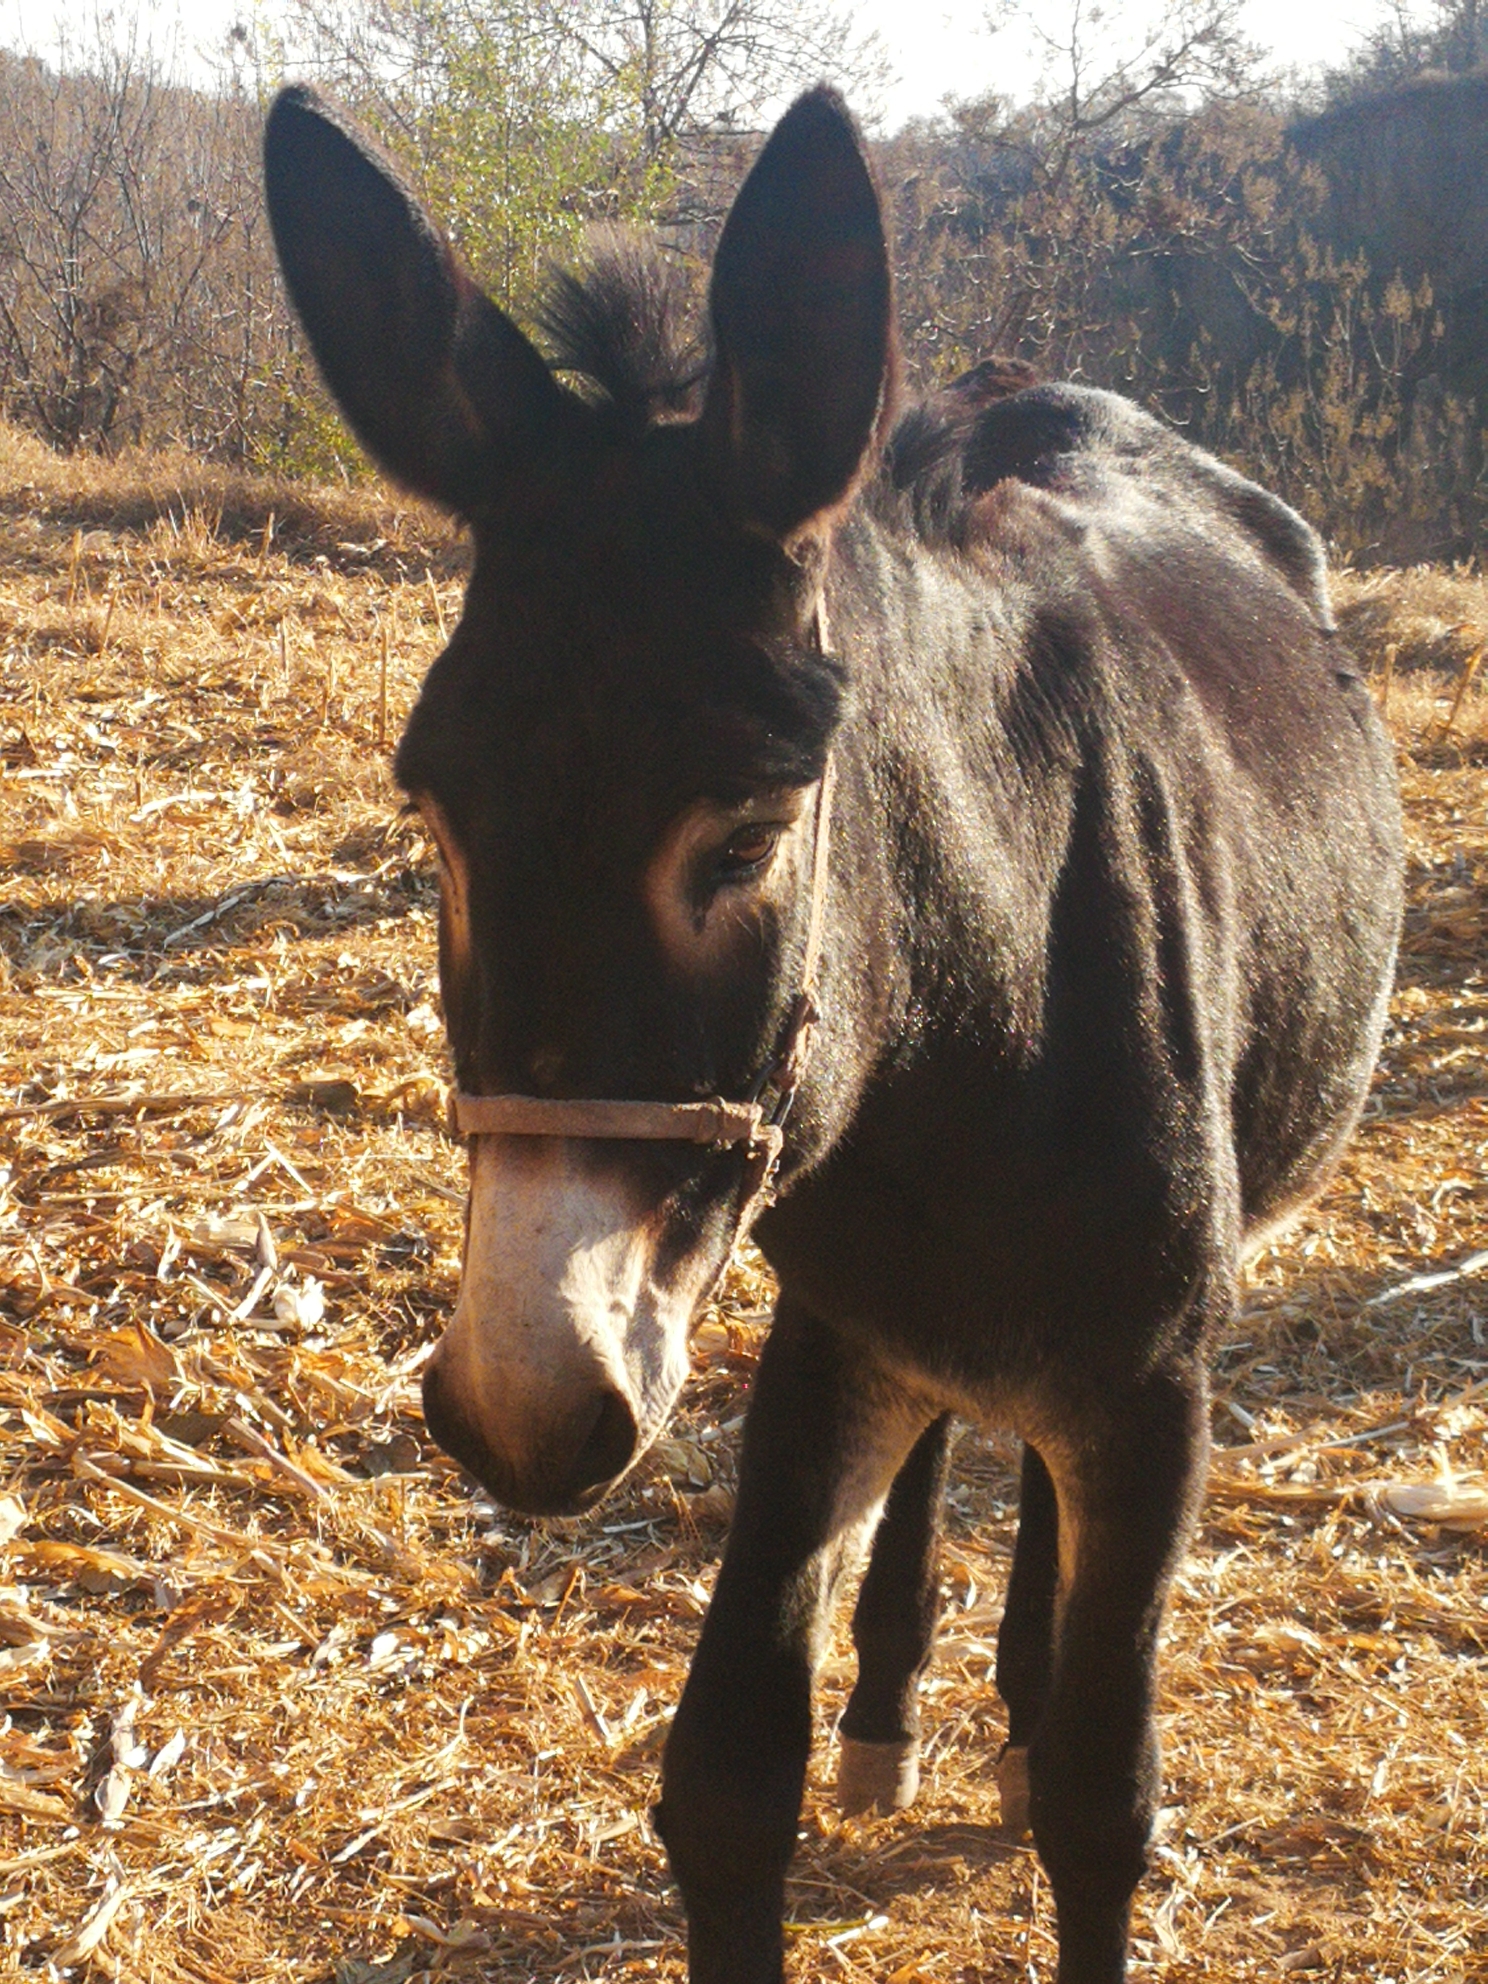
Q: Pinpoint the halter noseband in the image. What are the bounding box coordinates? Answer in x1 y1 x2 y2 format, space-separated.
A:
447 744 836 1232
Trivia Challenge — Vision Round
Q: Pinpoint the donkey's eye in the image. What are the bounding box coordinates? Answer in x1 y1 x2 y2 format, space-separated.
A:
712 823 783 884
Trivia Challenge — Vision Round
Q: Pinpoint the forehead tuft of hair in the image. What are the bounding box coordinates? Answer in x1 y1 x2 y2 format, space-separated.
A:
538 232 705 433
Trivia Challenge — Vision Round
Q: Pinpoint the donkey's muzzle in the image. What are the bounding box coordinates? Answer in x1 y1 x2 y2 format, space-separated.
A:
422 1348 639 1517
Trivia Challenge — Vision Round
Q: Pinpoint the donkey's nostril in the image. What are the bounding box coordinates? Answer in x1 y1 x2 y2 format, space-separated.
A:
569 1388 638 1497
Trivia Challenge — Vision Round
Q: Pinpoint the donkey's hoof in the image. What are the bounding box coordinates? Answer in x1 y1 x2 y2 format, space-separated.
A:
996 1744 1031 1837
837 1736 920 1816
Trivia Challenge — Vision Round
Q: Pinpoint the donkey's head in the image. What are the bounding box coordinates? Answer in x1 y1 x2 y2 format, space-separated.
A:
264 86 894 1514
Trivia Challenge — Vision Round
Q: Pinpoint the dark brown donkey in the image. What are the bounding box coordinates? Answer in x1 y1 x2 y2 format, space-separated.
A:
264 83 1403 1984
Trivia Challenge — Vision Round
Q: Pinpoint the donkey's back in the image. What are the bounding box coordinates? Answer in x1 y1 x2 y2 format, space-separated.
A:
973 384 1400 1240
816 376 1400 1288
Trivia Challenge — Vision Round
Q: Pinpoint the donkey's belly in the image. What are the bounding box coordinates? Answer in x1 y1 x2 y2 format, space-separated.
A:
1231 889 1401 1246
759 1122 1217 1395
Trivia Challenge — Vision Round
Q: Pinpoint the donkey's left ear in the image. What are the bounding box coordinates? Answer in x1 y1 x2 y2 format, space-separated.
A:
702 88 895 546
264 86 567 511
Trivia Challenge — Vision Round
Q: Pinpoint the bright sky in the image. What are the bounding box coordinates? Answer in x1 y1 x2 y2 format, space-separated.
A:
870 0 1388 122
0 0 1395 125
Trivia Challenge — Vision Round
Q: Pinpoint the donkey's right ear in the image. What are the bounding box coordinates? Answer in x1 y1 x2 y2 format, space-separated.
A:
263 87 566 510
701 88 894 547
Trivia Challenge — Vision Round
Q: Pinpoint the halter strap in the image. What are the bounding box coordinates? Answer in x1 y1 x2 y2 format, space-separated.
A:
449 1093 773 1146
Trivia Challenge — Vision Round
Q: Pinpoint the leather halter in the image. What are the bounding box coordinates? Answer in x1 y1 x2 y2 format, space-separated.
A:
447 634 837 1231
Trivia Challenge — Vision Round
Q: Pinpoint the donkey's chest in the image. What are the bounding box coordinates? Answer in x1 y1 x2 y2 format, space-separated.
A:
756 1056 1226 1394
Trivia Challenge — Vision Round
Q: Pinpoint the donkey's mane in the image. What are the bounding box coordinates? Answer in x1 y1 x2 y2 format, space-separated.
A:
539 238 1040 544
873 355 1044 544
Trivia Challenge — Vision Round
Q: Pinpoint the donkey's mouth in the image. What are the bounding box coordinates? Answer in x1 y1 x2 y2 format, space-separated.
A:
424 1130 715 1518
422 1354 641 1519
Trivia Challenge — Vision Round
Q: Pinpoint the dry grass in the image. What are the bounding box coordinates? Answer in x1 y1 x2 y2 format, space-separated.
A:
1334 562 1488 681
0 422 462 579
1 423 1485 1984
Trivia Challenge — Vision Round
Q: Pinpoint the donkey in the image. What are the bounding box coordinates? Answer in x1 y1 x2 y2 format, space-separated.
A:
264 84 1403 1984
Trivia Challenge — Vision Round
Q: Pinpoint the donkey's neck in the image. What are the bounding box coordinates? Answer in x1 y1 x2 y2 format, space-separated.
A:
821 514 1081 1079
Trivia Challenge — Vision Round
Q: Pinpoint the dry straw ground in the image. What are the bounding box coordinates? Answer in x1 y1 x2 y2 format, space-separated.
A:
0 419 1484 1984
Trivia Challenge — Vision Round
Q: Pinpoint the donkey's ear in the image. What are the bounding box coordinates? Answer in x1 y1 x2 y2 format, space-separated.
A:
264 86 565 510
701 88 894 544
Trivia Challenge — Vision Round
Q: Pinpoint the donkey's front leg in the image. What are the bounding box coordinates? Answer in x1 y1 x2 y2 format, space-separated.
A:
1029 1358 1209 1984
836 1412 955 1816
655 1296 928 1984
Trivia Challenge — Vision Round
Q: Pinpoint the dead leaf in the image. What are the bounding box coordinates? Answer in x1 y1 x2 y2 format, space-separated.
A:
16 1539 147 1582
93 1320 180 1390
1382 1478 1488 1529
94 1762 131 1827
0 1778 68 1821
140 1589 239 1690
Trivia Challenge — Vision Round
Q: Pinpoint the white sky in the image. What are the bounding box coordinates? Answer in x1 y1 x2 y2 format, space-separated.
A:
873 0 1388 123
0 0 1397 125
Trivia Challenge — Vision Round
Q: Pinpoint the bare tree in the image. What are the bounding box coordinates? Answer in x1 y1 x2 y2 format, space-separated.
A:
561 0 889 162
1324 0 1488 102
0 22 311 458
983 0 1265 187
0 29 176 447
877 0 1267 378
